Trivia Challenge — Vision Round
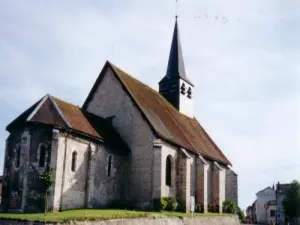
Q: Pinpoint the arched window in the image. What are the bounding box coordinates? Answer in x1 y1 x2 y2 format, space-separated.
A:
71 151 77 172
107 154 113 177
39 145 46 167
166 155 172 186
15 144 21 168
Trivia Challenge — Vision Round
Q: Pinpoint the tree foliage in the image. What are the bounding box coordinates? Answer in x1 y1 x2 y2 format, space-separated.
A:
222 200 237 214
283 180 300 218
237 206 246 222
39 168 55 215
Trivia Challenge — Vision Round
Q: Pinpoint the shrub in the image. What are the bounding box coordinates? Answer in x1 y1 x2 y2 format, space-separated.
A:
195 202 203 213
222 200 237 214
166 197 178 211
208 204 214 213
160 198 168 210
176 199 186 212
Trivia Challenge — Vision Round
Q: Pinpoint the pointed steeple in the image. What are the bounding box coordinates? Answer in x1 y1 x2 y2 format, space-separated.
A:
158 17 195 117
164 17 193 85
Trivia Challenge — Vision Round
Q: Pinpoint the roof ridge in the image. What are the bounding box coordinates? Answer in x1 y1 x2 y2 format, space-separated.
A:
108 62 195 120
108 62 160 95
48 95 72 128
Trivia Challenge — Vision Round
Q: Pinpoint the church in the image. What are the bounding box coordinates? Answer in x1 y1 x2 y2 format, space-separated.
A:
1 19 238 213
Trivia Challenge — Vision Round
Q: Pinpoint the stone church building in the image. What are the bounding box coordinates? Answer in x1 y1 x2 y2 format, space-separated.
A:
1 19 238 213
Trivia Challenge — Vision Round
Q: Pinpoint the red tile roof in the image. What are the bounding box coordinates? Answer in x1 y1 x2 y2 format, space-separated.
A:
84 61 231 165
52 97 101 138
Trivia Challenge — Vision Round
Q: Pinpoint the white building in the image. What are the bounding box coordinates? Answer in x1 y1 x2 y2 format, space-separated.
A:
255 187 276 224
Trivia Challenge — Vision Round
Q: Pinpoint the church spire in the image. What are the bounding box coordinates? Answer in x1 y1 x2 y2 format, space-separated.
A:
165 17 192 85
158 18 195 117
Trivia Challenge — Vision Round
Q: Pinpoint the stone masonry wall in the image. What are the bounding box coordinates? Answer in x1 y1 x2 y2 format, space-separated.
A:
86 67 155 209
1 125 53 213
90 143 126 208
56 133 91 210
160 141 177 198
225 168 238 205
53 132 125 211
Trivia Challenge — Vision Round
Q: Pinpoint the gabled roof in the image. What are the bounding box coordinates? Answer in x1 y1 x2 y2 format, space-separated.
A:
256 186 275 196
6 94 130 152
83 61 231 165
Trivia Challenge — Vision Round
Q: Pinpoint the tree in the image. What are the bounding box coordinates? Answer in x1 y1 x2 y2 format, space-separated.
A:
237 206 246 222
283 180 300 219
222 200 237 214
39 168 55 215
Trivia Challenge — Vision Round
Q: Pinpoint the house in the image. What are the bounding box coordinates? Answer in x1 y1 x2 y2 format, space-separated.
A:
255 187 276 224
1 18 237 213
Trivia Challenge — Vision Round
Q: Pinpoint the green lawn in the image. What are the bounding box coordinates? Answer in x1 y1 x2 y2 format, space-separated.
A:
0 209 233 222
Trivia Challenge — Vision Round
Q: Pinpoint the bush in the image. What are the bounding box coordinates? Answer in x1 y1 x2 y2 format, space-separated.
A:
166 197 178 211
195 202 203 213
222 200 237 214
176 199 186 212
237 207 246 222
208 204 219 213
160 198 168 210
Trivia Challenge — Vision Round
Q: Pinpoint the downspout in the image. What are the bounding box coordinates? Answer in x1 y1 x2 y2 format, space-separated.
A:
59 131 70 211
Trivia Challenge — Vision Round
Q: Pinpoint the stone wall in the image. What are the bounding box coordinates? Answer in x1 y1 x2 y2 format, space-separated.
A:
0 216 240 225
86 67 155 209
225 168 238 205
160 141 177 198
53 132 126 211
1 125 53 213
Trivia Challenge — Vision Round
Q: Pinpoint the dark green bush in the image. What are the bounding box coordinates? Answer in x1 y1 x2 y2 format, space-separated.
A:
195 202 203 213
166 197 178 211
222 200 237 214
176 199 186 212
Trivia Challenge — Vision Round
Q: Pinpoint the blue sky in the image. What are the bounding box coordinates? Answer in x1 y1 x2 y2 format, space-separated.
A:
0 0 299 211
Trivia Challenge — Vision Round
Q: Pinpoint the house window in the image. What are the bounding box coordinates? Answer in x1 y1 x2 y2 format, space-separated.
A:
270 210 275 217
107 154 113 177
71 151 77 172
166 155 172 186
15 144 21 168
39 145 46 167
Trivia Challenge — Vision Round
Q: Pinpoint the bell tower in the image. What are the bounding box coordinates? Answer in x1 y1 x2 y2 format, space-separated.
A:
159 18 194 117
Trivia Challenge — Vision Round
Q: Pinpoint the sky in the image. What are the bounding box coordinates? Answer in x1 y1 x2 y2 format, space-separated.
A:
0 0 299 211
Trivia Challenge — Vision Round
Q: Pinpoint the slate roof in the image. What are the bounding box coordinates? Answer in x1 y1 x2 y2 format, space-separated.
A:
276 183 291 195
160 18 193 85
6 95 129 152
83 61 231 165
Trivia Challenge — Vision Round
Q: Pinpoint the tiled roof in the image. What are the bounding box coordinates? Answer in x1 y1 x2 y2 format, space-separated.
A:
6 95 130 152
52 97 101 138
84 61 231 165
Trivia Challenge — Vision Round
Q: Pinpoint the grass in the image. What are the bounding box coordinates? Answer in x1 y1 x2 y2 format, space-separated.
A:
0 209 234 222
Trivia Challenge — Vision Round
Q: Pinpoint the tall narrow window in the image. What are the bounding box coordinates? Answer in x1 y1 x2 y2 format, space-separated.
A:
107 155 113 177
166 155 172 186
15 144 21 168
71 151 77 172
39 145 46 167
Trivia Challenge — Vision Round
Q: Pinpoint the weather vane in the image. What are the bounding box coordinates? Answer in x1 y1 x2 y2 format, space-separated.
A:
175 0 178 19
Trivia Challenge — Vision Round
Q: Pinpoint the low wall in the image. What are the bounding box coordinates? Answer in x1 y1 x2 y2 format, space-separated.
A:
0 216 240 225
